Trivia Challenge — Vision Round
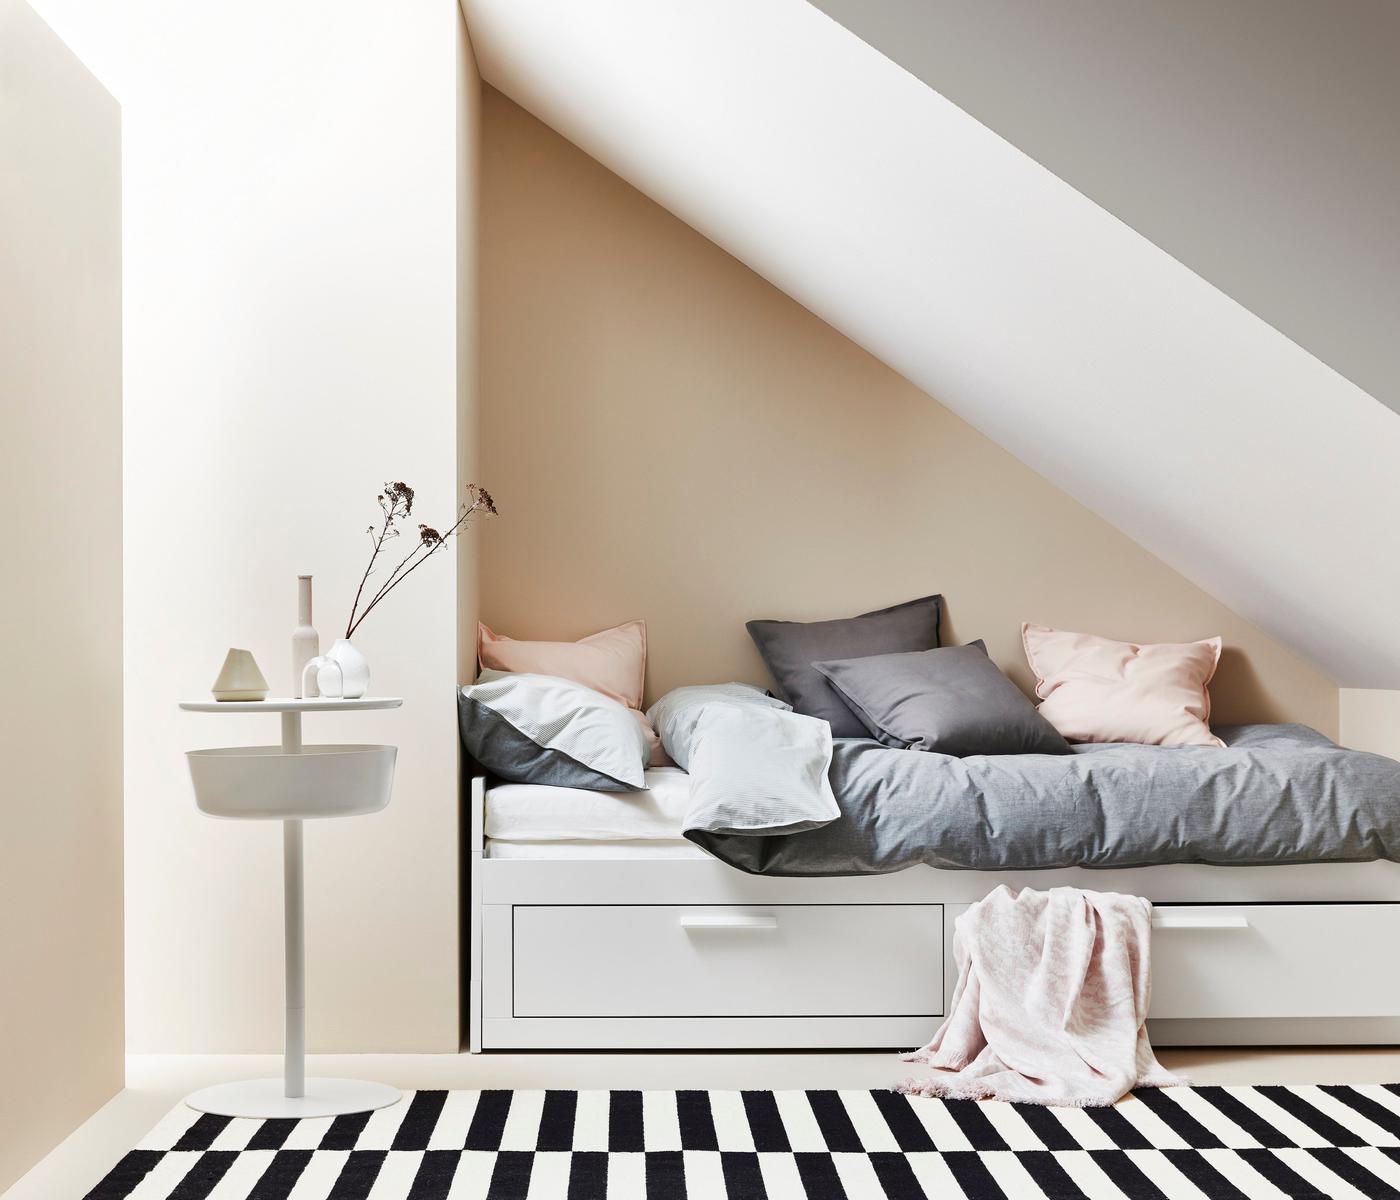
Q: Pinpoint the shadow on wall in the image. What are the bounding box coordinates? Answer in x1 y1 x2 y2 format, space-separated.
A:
1210 646 1298 729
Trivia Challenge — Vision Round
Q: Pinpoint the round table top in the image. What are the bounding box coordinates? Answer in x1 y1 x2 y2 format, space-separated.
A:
179 696 404 713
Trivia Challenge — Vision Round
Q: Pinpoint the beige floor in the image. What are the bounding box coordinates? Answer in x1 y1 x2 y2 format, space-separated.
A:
8 1048 1400 1199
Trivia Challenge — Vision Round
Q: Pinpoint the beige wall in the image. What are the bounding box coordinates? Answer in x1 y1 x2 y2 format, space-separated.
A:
1340 691 1400 759
0 0 123 1188
479 90 1338 735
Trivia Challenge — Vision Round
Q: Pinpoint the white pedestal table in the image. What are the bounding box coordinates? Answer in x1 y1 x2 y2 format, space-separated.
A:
178 696 404 1118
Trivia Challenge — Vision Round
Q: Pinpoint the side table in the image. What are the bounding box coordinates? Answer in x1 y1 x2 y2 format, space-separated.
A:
178 696 403 1117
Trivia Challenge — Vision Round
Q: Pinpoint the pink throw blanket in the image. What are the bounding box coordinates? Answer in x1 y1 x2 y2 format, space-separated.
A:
900 885 1184 1107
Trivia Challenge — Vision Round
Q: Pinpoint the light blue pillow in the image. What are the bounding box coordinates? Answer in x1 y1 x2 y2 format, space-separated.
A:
646 683 789 770
647 683 837 834
459 670 648 790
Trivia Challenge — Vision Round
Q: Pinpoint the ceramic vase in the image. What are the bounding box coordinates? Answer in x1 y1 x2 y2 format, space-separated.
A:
324 638 370 699
212 648 270 701
291 574 320 698
301 654 343 700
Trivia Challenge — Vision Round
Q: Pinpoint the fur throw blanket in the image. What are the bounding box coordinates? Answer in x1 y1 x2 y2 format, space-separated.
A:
900 885 1184 1107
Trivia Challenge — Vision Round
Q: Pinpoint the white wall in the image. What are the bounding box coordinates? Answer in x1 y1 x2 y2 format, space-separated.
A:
0 0 122 1185
458 4 482 682
29 0 476 1052
465 0 1399 689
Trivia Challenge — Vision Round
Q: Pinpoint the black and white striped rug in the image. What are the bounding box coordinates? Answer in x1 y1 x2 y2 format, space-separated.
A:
87 1084 1400 1198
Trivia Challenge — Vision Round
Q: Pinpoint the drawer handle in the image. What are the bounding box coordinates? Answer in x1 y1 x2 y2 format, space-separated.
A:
1152 914 1249 930
679 913 778 931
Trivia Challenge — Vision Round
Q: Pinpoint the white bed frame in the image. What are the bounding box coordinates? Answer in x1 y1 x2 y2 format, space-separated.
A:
467 775 1400 1052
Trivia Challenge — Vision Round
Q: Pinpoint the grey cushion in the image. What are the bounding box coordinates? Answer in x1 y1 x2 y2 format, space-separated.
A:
746 595 942 738
458 671 648 790
812 641 1071 756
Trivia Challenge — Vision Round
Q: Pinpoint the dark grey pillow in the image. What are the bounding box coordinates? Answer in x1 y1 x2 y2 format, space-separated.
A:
811 641 1071 756
746 595 941 738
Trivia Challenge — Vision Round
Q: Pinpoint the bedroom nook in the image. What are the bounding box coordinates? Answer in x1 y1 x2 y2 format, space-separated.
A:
6 1 1400 1198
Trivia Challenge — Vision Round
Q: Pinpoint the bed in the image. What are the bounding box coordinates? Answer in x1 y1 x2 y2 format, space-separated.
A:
468 727 1400 1053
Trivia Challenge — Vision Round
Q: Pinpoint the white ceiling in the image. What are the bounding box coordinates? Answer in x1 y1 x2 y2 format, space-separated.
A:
463 0 1400 686
812 0 1400 416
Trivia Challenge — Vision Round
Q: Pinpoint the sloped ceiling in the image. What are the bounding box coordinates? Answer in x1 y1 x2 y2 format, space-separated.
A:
462 0 1400 686
813 0 1400 416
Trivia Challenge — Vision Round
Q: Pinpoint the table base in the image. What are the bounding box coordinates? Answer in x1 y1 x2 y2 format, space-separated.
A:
185 1077 402 1119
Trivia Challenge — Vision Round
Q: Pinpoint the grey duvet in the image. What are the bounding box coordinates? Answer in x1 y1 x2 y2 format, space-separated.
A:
683 724 1400 876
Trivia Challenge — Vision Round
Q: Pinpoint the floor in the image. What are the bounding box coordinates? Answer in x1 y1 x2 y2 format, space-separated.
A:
8 1048 1400 1199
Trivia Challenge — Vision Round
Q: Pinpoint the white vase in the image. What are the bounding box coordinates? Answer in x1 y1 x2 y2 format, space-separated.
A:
324 638 370 699
291 574 320 698
301 654 343 700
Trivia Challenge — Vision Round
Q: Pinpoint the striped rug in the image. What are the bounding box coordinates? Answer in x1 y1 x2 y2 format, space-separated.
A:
86 1084 1400 1198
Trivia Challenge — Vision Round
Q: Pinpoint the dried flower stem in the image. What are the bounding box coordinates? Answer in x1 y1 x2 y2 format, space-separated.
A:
344 482 495 639
346 503 400 639
347 497 487 637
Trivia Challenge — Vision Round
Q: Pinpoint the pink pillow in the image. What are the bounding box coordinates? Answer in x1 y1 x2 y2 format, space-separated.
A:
480 619 646 707
477 620 672 765
1021 623 1224 748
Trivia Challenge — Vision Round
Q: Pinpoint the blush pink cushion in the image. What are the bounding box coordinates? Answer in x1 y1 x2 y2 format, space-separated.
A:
480 619 646 707
478 620 672 765
1021 623 1224 748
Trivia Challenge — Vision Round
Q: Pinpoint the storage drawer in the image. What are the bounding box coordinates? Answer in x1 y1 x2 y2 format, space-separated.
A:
513 904 943 1018
1150 904 1400 1020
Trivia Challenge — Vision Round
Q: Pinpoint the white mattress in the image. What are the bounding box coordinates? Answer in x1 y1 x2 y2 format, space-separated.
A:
486 839 709 860
484 767 692 842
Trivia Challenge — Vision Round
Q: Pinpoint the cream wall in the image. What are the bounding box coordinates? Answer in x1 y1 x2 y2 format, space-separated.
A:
479 91 1338 734
25 0 480 1052
1340 691 1400 759
0 0 122 1187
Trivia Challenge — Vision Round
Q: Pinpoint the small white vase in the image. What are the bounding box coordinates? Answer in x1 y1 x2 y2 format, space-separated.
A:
302 654 343 700
324 638 370 699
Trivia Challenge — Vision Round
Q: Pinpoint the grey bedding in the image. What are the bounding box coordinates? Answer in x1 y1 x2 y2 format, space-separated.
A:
683 724 1400 876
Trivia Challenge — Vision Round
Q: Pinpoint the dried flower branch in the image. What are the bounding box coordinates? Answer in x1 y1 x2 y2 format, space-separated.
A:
345 482 496 638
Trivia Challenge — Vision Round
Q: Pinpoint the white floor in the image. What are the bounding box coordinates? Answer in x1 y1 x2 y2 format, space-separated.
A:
9 1048 1400 1199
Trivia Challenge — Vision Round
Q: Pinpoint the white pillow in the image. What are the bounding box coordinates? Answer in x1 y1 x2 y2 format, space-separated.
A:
646 682 790 770
685 702 839 835
459 670 648 790
648 683 837 835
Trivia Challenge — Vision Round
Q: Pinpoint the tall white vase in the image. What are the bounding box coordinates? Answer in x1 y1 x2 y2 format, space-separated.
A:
291 574 320 698
324 638 370 699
